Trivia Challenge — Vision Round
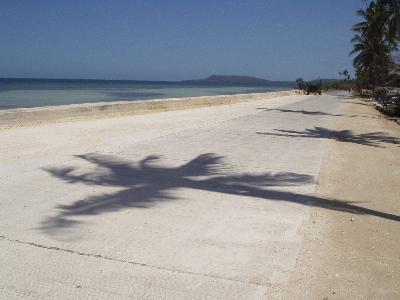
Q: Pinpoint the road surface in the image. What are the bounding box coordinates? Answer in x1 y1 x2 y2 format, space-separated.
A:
1 92 399 299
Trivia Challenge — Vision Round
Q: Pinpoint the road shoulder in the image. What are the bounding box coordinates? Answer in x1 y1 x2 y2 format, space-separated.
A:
286 94 400 299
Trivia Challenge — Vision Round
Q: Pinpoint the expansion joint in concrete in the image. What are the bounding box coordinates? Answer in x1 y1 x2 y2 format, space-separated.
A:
0 234 270 288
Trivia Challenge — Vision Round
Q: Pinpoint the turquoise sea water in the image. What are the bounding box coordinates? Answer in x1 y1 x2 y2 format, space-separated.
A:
0 78 292 110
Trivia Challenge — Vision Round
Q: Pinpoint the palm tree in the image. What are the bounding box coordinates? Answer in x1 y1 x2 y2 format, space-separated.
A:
295 78 305 90
351 1 397 86
339 69 350 80
381 0 400 38
367 0 400 37
390 0 400 36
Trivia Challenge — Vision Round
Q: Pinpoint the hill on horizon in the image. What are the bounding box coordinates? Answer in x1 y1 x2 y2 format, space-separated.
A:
182 75 294 86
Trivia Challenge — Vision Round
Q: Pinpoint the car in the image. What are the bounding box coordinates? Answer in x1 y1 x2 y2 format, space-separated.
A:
306 84 321 95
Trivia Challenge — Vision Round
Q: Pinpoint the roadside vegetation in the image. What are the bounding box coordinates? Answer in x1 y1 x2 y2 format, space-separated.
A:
304 1 400 117
350 0 400 117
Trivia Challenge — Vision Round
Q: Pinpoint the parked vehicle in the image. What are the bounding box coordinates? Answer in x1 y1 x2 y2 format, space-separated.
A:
306 84 321 95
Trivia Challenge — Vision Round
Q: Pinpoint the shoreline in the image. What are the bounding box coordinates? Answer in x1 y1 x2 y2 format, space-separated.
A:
0 90 296 128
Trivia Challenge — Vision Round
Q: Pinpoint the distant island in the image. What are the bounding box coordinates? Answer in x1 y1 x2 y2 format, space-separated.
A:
0 76 339 88
182 75 294 87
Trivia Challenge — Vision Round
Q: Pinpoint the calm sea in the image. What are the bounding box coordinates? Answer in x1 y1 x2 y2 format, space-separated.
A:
0 78 293 110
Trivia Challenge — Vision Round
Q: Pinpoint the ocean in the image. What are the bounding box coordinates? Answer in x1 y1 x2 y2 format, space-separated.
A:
0 78 293 110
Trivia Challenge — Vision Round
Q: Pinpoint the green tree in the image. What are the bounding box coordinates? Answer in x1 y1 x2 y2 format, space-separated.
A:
339 69 350 81
350 1 397 86
365 1 400 37
295 78 305 90
381 0 400 38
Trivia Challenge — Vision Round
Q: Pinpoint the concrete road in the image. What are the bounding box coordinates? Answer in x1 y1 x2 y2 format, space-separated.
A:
1 94 345 299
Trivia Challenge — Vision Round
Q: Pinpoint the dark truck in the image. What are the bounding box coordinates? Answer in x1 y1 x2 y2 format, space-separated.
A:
306 84 321 95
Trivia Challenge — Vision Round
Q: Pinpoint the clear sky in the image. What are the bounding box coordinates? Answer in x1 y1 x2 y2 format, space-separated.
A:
0 0 364 81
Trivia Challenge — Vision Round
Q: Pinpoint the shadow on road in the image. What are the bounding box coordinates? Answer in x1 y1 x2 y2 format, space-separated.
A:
257 127 400 148
342 101 371 107
41 153 400 236
257 108 343 117
257 107 379 120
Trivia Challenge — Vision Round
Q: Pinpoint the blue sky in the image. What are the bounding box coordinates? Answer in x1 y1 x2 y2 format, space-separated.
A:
0 0 363 81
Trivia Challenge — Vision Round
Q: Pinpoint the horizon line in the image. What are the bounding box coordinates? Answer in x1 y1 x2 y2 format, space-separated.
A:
0 76 340 83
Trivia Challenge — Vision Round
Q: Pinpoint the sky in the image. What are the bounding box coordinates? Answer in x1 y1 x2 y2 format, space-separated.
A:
0 0 364 81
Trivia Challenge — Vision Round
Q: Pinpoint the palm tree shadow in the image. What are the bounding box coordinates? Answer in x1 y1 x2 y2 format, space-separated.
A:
342 101 371 107
257 127 400 148
257 108 379 119
257 108 343 117
41 153 400 237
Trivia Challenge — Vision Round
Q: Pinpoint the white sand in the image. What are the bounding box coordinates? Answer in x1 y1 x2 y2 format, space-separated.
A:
0 90 296 128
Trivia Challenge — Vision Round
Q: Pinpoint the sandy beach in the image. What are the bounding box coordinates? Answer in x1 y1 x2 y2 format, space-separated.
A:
1 92 399 299
0 90 296 128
